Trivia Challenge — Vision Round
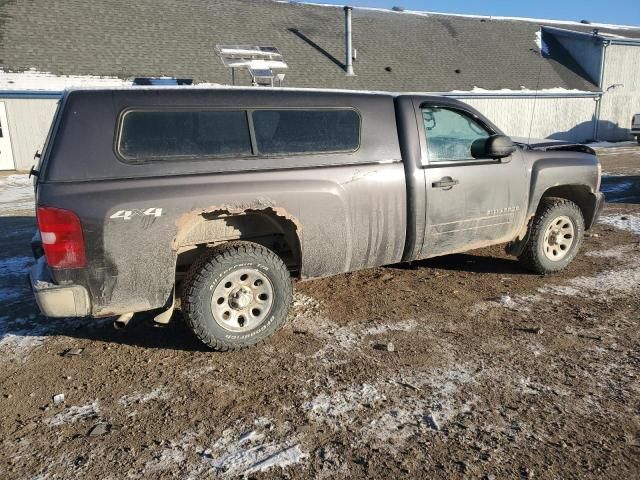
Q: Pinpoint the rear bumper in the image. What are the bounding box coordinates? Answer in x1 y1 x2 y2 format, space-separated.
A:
587 192 606 230
29 257 90 317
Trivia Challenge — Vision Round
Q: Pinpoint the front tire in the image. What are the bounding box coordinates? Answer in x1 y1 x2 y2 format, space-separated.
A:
182 242 292 351
518 198 584 274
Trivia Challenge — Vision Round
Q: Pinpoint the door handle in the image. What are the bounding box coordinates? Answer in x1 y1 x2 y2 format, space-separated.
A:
432 177 459 189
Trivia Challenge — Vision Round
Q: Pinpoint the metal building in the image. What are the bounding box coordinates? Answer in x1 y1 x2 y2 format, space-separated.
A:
1 0 639 171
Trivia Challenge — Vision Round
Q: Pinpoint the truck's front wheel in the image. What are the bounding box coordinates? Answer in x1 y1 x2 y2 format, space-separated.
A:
518 198 585 274
182 242 292 351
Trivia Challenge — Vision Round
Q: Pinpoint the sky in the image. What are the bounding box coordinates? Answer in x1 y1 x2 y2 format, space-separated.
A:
314 1 640 27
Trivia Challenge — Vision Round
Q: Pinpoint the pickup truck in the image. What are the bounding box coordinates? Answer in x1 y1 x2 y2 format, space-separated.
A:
30 88 604 350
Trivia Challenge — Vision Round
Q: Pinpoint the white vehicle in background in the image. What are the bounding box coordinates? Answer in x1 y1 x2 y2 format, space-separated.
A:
632 114 640 144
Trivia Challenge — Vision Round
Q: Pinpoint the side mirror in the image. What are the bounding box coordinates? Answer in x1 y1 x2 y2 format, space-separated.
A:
471 134 516 160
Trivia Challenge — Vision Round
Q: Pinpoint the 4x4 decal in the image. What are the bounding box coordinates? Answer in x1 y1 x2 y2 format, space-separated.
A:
109 208 163 220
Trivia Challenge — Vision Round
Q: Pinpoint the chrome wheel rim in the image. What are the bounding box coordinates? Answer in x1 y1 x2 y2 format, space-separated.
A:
543 215 575 261
211 268 274 332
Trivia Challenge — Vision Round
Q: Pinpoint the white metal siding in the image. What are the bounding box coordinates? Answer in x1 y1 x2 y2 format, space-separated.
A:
598 44 640 141
1 98 59 171
459 96 596 142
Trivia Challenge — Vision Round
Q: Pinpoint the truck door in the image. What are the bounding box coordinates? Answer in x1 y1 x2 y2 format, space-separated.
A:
417 102 527 258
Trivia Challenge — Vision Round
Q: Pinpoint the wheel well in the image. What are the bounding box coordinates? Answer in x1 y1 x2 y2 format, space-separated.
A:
540 185 597 228
175 209 302 279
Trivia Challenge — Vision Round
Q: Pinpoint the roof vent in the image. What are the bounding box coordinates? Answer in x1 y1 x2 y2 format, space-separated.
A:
216 45 288 86
580 19 592 24
391 6 405 12
133 77 193 86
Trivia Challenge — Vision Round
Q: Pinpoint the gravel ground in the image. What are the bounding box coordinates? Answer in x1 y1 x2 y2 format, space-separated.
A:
0 147 639 479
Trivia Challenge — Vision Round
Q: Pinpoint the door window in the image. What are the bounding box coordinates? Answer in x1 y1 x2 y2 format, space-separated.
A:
422 107 490 163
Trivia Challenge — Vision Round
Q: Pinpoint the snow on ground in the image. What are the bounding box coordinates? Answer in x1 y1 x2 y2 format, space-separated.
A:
598 214 640 235
207 427 305 477
0 315 48 362
119 386 172 406
0 175 34 213
144 419 307 477
586 244 639 260
46 402 100 426
600 178 635 194
0 255 32 276
588 141 637 148
304 383 385 426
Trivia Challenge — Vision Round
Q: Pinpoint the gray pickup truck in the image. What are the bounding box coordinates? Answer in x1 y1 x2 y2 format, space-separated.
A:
29 88 604 350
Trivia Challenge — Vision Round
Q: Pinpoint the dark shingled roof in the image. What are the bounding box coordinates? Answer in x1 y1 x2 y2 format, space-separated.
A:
1 0 639 92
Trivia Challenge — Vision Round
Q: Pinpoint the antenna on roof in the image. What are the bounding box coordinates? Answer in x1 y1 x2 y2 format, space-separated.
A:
215 45 288 86
528 29 547 145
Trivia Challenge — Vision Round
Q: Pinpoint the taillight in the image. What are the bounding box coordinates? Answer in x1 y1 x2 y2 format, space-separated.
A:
37 207 87 269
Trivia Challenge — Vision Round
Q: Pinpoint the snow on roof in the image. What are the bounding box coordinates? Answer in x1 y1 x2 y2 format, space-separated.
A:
286 1 640 31
0 69 225 92
0 67 600 97
535 30 550 56
0 68 131 91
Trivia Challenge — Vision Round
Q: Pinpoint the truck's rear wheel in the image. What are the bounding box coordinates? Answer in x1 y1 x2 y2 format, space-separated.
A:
182 242 292 351
518 198 584 274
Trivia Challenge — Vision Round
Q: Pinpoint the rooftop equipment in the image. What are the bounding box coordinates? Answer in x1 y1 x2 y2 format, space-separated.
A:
132 77 193 85
215 45 288 86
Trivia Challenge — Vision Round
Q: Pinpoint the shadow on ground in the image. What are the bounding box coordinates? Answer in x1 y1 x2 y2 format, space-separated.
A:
601 175 640 204
389 252 526 275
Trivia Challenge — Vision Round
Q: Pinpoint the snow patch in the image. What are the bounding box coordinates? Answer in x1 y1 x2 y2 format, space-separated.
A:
569 267 640 293
600 178 635 194
598 214 640 235
0 316 48 362
588 141 638 148
0 175 34 213
471 293 542 314
304 384 385 425
0 316 111 363
535 30 550 56
363 319 417 336
47 402 100 426
586 244 639 259
119 386 171 406
0 255 32 276
205 419 306 476
0 68 131 91
449 86 594 95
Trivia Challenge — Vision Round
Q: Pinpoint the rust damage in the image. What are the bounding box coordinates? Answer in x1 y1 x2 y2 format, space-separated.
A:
172 198 303 250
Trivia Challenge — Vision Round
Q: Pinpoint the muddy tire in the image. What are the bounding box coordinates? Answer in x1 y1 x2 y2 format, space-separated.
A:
182 241 292 351
518 198 585 274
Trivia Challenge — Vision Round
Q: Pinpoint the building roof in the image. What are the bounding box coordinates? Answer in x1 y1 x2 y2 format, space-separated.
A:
1 0 639 93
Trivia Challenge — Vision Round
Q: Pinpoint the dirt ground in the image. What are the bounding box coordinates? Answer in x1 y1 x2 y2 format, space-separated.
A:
0 147 639 479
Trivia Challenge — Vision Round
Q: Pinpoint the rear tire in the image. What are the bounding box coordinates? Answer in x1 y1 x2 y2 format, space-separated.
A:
182 241 292 351
518 198 584 274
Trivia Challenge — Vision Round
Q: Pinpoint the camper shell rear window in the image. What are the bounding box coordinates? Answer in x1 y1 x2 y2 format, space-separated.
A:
116 107 361 162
